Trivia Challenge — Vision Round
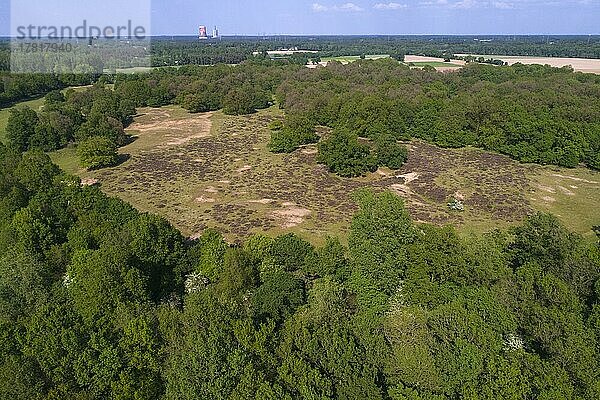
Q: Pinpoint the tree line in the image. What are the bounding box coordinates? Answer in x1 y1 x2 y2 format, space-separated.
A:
0 72 96 108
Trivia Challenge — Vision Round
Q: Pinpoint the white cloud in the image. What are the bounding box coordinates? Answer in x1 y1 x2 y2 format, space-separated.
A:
338 2 365 11
312 3 329 11
493 1 514 8
311 2 365 12
374 2 408 9
451 0 477 8
419 0 448 6
419 0 592 8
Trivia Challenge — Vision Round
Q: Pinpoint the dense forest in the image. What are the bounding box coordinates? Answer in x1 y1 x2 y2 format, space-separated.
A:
1 143 599 399
150 36 600 67
3 36 600 72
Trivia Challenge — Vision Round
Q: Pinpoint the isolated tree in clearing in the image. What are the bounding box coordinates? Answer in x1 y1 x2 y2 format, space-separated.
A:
77 136 119 170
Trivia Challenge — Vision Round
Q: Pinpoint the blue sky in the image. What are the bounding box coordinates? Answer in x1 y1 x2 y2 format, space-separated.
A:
1 0 599 36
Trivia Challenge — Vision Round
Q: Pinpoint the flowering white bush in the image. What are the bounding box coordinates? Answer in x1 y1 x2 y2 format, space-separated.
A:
62 272 75 288
503 334 525 351
447 198 465 211
184 272 210 294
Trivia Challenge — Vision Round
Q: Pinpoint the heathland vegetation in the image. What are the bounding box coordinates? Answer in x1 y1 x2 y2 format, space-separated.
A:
1 44 600 399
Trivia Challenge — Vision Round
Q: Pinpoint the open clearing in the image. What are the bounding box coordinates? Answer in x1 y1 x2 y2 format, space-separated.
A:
51 105 600 244
455 54 600 73
320 54 391 63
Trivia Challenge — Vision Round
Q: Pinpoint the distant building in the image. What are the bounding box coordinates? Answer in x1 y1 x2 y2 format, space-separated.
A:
199 26 208 39
212 26 219 39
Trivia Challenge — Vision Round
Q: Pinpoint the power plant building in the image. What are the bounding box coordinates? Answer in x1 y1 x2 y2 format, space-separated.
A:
199 25 220 40
199 25 208 39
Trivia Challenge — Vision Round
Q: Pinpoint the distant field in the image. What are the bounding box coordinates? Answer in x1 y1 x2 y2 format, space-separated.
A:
320 54 390 64
455 54 600 73
50 105 600 244
408 61 462 68
403 55 466 71
106 66 182 74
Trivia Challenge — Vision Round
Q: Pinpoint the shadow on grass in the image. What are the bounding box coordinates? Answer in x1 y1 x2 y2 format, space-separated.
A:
86 154 131 172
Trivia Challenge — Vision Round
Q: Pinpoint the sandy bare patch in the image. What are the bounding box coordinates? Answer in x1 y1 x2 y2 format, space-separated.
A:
204 186 219 194
390 183 415 196
272 206 312 228
248 198 276 205
396 172 420 184
81 178 99 186
127 110 214 147
195 196 216 203
542 196 556 203
535 184 556 193
390 172 421 197
551 174 599 184
301 147 318 155
237 165 252 173
557 186 575 196
219 180 231 184
454 191 466 201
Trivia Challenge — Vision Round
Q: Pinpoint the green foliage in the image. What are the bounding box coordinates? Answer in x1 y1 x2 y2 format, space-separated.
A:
317 129 378 177
268 113 319 153
375 135 408 170
181 92 220 113
222 84 270 115
270 233 314 272
216 248 257 301
253 270 305 323
193 228 228 281
6 106 39 152
15 150 60 193
349 190 415 310
268 119 284 131
77 136 119 170
30 111 76 151
44 90 66 106
75 112 127 146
